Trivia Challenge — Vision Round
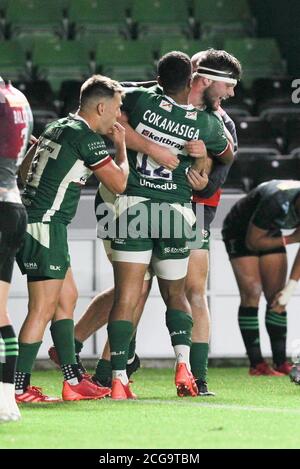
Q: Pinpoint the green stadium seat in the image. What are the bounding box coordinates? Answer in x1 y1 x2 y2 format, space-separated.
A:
131 0 190 38
193 0 254 37
68 0 129 38
32 37 90 91
159 37 219 58
95 38 155 81
6 0 65 38
79 32 126 54
0 40 27 80
14 32 61 54
224 38 287 88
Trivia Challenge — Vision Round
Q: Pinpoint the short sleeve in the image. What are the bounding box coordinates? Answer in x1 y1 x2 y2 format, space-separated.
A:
78 133 112 171
206 113 229 156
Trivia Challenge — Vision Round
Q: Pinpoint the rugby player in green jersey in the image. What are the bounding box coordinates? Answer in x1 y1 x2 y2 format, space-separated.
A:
106 51 233 399
14 75 129 402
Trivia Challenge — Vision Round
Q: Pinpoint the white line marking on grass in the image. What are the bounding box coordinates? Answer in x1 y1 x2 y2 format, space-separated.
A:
123 399 300 414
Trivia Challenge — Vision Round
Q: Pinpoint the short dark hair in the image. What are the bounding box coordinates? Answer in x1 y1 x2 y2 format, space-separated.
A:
157 51 192 94
80 75 124 108
195 49 242 80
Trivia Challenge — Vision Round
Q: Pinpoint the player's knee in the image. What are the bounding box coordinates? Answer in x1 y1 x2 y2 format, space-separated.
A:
186 282 207 303
69 285 78 309
28 300 58 324
186 289 207 309
0 311 10 326
239 280 261 306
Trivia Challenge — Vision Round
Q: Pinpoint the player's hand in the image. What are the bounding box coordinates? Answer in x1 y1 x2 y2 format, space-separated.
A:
185 140 207 159
149 147 179 170
286 226 300 244
187 168 209 191
270 291 286 313
110 122 126 148
29 135 38 145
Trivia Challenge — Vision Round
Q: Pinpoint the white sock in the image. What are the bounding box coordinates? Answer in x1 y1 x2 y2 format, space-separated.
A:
174 345 191 371
3 383 21 420
112 370 128 385
0 382 11 422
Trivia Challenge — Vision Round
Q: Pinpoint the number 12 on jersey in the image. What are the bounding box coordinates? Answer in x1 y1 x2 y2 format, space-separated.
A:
136 152 172 180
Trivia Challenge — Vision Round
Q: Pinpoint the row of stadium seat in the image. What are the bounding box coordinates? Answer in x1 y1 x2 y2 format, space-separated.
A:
0 0 255 41
0 35 286 90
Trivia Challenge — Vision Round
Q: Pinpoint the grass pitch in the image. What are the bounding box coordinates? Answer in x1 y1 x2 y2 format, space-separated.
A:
1 368 300 449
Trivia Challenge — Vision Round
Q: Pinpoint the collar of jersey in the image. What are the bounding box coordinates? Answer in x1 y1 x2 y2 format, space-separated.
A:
163 95 195 111
70 113 91 129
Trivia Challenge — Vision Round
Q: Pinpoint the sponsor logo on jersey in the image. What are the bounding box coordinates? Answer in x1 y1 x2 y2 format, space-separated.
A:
142 111 200 140
185 110 198 121
140 179 177 191
94 149 108 156
24 262 38 270
88 141 106 151
50 264 61 271
111 350 126 356
113 238 125 244
163 246 189 254
38 139 61 160
159 100 173 112
141 128 184 151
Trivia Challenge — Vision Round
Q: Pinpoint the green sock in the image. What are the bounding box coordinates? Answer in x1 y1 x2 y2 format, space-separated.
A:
17 341 42 374
165 309 193 347
50 319 76 366
238 306 263 367
95 358 112 385
190 342 209 381
265 308 287 366
74 338 83 354
107 320 134 370
128 332 137 361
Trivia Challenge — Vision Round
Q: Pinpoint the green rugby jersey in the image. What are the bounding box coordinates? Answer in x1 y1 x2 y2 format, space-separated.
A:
122 87 228 203
22 114 112 224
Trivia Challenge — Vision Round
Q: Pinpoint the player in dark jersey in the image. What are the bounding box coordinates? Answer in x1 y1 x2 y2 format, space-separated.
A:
222 180 300 376
0 77 33 421
14 75 128 403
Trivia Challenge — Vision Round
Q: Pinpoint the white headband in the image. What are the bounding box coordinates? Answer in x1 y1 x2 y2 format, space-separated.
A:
196 66 238 85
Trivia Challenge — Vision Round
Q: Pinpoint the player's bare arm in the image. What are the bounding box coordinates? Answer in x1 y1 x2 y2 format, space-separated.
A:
94 122 129 194
246 223 300 252
186 139 207 172
118 112 179 171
